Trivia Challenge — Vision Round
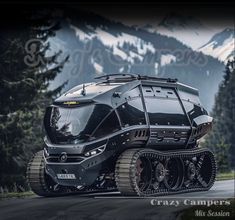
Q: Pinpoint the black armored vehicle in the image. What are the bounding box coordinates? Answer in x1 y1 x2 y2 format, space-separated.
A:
27 74 216 196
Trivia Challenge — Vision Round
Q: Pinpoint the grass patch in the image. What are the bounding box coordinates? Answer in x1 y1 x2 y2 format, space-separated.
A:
178 199 235 220
216 171 234 181
0 191 34 199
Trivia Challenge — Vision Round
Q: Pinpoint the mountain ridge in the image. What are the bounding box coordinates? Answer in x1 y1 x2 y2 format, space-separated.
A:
50 9 225 111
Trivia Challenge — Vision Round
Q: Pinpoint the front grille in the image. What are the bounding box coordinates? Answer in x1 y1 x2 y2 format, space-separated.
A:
46 154 85 163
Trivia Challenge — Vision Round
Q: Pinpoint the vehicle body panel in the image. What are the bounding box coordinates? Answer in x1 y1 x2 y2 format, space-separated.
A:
43 75 212 187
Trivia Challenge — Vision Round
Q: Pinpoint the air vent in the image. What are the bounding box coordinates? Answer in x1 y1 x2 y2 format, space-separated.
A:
134 130 147 138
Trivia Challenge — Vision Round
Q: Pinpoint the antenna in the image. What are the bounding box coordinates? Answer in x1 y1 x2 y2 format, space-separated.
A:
81 84 86 96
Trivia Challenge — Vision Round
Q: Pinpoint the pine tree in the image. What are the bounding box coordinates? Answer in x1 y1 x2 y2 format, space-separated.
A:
203 60 235 172
0 9 68 190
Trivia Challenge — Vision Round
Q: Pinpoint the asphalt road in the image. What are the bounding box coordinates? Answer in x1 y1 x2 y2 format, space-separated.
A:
0 180 234 220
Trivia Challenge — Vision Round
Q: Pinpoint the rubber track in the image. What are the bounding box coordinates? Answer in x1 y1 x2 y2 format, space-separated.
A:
26 151 54 196
115 148 216 196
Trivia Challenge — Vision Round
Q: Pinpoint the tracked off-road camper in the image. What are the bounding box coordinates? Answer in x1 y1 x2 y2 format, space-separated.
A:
27 74 216 196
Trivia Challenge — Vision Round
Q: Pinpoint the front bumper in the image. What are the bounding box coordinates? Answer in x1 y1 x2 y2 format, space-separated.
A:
45 162 101 187
43 143 112 187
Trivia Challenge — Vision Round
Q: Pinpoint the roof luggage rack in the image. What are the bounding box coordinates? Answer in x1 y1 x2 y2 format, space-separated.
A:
95 74 178 83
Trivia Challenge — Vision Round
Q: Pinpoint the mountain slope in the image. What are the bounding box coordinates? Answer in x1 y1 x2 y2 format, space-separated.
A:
50 9 225 111
145 12 214 50
198 28 235 63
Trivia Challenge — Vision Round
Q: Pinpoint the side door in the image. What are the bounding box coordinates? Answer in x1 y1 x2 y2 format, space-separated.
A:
114 86 149 147
142 85 191 149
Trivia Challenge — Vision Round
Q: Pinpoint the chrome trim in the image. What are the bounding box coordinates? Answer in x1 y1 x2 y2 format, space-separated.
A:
43 144 107 165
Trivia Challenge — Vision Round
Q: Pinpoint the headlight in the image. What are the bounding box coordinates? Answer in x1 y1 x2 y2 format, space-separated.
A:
84 144 106 157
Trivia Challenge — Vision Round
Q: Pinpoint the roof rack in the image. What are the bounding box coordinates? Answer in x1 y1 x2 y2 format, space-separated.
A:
138 75 178 83
94 74 178 83
95 74 138 80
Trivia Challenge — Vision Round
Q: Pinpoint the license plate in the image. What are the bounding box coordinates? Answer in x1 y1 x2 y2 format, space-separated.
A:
57 174 76 179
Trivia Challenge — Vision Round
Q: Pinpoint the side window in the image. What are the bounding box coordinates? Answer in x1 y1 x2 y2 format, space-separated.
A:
178 90 201 106
92 111 121 139
144 87 190 126
117 98 146 127
182 101 207 121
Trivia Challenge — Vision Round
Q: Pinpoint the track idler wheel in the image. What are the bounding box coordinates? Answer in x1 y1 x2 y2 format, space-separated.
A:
196 152 216 188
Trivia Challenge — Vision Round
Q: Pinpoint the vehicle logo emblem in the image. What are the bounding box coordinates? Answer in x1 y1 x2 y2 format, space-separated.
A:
59 152 67 162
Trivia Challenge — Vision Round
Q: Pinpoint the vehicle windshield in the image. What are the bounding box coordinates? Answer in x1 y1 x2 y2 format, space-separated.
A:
44 104 111 144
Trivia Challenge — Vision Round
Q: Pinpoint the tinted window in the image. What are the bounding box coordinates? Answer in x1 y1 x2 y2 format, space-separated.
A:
92 111 121 138
145 98 190 126
44 104 111 144
117 98 146 127
182 101 207 121
178 90 201 105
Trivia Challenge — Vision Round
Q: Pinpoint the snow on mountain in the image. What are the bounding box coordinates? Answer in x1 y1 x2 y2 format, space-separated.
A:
129 51 143 62
198 28 235 63
89 9 234 62
160 54 176 66
139 13 234 63
155 12 214 50
70 24 156 66
91 57 103 74
139 12 233 53
113 46 128 60
71 25 155 55
70 24 94 41
50 10 225 111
